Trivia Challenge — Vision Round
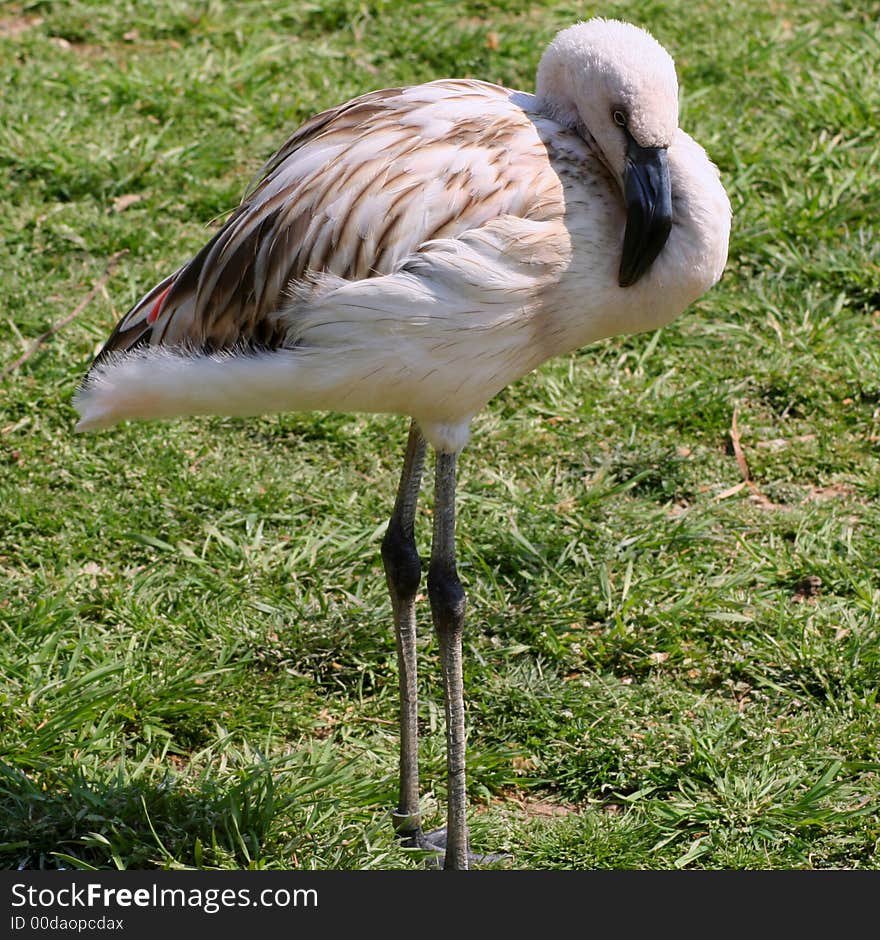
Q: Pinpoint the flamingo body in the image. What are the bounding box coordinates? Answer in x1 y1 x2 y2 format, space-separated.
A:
75 42 728 452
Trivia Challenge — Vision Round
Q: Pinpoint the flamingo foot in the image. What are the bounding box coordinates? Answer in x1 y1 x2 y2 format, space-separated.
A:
399 826 510 869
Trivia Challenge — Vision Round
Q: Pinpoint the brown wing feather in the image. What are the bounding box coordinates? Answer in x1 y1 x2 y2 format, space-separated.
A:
89 80 560 366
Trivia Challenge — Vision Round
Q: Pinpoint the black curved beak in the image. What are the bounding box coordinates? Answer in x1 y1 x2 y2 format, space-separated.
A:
618 134 672 288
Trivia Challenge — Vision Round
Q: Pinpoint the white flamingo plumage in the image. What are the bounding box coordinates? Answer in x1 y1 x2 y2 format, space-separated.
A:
75 19 730 869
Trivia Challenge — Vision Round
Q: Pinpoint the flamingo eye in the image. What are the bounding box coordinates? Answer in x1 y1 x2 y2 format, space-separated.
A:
612 110 627 127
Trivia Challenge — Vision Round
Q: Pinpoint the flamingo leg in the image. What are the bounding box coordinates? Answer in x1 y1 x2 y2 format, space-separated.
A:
381 421 427 840
384 432 503 869
427 449 470 870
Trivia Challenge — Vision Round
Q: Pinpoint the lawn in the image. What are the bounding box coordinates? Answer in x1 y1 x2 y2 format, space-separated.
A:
1 0 879 869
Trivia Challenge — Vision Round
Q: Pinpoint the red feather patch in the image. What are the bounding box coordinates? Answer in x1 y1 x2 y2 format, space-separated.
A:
146 285 172 324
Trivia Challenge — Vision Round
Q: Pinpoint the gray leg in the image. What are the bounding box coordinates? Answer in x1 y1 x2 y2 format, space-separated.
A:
427 449 469 871
381 421 427 839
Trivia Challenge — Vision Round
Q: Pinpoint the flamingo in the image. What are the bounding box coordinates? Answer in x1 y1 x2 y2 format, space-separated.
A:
75 18 730 870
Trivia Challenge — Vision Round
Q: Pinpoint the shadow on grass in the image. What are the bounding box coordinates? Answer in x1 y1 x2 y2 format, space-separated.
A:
0 744 398 871
0 759 283 870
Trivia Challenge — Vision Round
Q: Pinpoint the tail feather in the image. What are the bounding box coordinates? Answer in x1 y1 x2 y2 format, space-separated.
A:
75 346 303 432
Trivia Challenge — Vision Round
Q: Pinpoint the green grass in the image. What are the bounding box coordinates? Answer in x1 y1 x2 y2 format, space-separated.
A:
2 0 880 869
